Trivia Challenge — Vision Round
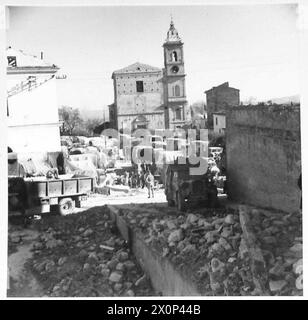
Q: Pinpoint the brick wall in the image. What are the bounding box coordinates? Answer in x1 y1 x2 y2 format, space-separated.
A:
226 105 301 213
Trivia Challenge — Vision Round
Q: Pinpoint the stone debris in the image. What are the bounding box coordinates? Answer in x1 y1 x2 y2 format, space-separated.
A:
19 206 154 297
250 208 302 296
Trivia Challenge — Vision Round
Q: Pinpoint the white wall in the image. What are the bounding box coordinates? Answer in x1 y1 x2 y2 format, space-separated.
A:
213 114 226 134
7 75 61 154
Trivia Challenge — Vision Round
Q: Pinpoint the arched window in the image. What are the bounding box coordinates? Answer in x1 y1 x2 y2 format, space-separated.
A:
172 51 178 62
174 85 180 97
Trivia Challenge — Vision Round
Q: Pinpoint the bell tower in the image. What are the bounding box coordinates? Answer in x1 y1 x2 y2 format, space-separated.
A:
163 19 189 129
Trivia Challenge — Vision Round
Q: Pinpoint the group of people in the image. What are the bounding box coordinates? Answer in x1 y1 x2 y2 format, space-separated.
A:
120 164 156 198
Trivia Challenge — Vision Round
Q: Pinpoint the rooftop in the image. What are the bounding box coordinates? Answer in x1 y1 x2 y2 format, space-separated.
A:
112 62 161 77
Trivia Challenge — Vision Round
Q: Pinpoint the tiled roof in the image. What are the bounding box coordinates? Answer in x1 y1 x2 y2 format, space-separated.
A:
112 62 161 76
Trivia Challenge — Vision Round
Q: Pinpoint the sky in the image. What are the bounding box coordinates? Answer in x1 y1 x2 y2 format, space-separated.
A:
6 4 300 116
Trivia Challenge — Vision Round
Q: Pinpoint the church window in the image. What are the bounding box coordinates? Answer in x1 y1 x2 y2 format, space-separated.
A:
174 85 180 97
172 51 178 62
175 107 182 120
136 81 144 92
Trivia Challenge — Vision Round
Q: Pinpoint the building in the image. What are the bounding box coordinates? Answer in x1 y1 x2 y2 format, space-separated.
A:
162 19 190 129
226 105 301 213
213 112 226 134
205 82 239 128
7 47 61 155
109 62 164 132
109 19 190 132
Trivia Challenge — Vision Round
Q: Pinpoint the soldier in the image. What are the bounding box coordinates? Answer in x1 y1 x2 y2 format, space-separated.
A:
145 170 155 198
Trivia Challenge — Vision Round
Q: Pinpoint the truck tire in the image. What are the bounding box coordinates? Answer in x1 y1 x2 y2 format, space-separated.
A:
58 198 75 216
176 191 186 212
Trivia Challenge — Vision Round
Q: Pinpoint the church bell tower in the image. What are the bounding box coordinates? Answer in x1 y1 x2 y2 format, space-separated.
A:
163 19 189 129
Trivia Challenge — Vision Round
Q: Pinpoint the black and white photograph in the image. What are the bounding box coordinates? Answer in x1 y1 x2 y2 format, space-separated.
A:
2 0 306 299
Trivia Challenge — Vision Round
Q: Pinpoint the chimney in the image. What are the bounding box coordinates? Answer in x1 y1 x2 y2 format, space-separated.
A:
40 51 43 60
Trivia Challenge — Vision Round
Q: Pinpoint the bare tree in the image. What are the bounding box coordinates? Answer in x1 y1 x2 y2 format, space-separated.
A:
59 106 83 136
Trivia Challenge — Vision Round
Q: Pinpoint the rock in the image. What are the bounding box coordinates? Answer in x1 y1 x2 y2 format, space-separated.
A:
239 238 249 259
162 248 169 257
45 260 56 272
203 221 213 230
224 214 235 225
186 214 198 224
167 220 177 230
107 259 119 270
211 217 225 226
58 257 68 266
32 241 44 250
292 259 303 275
228 257 237 263
78 249 88 259
46 238 63 249
140 217 148 227
124 281 133 290
177 240 186 252
295 275 303 290
83 263 91 271
123 260 135 271
99 245 114 252
101 268 110 278
105 238 116 247
109 271 123 283
126 289 135 297
83 229 94 237
114 283 123 292
180 223 190 230
182 244 196 255
135 274 148 288
221 227 232 238
168 229 184 243
218 237 232 251
263 236 277 245
88 252 98 263
118 251 129 262
269 262 285 277
211 258 225 273
269 280 287 292
205 230 218 244
116 262 125 272
210 243 223 254
209 273 222 292
289 243 302 258
78 227 85 233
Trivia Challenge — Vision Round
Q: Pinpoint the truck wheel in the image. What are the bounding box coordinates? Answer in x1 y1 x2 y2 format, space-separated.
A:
58 198 74 216
177 192 186 212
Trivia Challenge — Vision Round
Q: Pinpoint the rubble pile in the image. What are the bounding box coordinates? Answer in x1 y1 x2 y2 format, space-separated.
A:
250 209 303 296
118 205 257 296
27 207 154 297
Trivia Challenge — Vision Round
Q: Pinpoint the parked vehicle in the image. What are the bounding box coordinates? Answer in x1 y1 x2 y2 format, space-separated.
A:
164 159 218 211
8 175 94 217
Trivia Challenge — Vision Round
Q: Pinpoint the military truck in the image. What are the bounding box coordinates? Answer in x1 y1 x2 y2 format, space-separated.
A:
164 159 218 211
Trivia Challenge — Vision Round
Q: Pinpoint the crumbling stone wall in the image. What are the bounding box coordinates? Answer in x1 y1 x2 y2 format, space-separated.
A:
226 105 301 213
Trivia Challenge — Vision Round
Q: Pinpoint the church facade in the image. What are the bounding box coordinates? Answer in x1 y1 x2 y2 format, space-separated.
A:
109 20 190 132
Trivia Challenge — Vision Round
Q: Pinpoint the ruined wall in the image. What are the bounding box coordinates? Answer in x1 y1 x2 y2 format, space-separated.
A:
226 105 301 213
206 86 239 128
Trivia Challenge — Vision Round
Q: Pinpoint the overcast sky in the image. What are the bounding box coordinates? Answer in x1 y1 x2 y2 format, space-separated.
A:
6 4 300 114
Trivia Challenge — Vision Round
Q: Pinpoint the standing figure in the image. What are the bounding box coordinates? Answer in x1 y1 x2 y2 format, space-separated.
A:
145 170 155 198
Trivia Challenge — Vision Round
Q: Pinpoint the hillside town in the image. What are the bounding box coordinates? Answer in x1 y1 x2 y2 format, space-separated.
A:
7 17 302 298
